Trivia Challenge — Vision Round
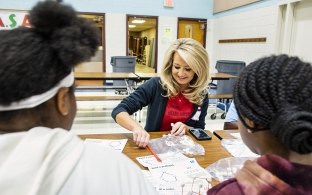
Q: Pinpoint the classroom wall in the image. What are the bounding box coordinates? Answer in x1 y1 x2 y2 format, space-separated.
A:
0 0 213 18
0 0 213 73
105 13 127 73
210 5 278 68
1 0 311 73
288 0 312 63
208 0 281 70
209 0 312 72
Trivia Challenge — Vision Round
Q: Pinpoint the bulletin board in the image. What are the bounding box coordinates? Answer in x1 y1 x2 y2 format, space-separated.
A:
213 0 262 14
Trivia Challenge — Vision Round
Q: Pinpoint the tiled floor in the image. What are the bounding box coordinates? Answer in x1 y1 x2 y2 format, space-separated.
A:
135 63 155 73
71 97 226 135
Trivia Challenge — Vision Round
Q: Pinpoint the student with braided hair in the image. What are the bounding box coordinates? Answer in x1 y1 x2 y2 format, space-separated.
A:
208 54 312 194
0 1 157 195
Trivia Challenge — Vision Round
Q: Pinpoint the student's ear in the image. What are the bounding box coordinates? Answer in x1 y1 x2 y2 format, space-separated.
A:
245 118 255 128
55 87 71 116
244 117 262 133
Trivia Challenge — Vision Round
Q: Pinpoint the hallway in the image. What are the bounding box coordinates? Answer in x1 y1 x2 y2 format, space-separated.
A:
135 63 155 73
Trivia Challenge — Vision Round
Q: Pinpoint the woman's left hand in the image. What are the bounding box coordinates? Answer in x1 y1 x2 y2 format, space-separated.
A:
170 122 189 136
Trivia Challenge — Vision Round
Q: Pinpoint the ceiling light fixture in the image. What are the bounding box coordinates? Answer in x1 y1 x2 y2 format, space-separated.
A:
132 19 145 24
128 24 136 28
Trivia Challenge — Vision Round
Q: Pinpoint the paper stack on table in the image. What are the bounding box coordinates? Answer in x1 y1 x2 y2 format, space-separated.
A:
221 133 259 157
137 152 211 195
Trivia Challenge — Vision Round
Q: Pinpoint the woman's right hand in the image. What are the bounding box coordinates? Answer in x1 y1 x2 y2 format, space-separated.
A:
115 112 150 147
132 129 150 148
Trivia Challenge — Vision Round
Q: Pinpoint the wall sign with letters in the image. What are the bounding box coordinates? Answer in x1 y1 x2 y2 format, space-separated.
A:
0 10 30 29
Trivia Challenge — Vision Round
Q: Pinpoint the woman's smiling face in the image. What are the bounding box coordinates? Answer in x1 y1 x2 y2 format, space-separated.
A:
171 52 195 91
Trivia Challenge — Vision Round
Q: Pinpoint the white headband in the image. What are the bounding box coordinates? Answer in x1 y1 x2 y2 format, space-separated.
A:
0 72 74 111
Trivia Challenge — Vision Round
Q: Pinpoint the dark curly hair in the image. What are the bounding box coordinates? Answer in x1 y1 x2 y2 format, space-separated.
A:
234 54 312 154
0 1 100 105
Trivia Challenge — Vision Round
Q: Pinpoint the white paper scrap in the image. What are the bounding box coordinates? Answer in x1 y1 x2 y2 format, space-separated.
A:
136 152 190 168
221 139 259 157
84 138 128 152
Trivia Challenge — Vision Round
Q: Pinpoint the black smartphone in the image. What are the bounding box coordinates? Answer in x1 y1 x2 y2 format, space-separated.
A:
189 128 212 140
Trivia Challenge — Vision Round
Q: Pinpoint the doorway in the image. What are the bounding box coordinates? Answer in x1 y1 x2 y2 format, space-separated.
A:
76 13 105 72
178 18 207 47
127 15 158 73
75 13 105 86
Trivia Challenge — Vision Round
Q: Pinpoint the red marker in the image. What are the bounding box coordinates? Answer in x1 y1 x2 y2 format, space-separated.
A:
146 144 162 162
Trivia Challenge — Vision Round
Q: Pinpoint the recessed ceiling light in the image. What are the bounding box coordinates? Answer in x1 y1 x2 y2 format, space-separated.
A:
132 19 145 24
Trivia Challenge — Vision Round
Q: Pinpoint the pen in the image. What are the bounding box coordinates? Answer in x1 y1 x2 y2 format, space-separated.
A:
146 144 162 162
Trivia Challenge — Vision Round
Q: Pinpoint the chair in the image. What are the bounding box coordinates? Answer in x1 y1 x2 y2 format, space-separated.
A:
208 60 245 120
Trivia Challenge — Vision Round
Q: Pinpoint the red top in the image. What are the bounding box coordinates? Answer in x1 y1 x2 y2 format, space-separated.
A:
160 93 194 131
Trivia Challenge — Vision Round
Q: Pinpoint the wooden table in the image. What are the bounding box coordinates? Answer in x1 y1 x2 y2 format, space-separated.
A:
75 94 127 101
74 72 235 81
74 72 139 92
79 131 231 169
132 73 236 81
209 93 233 99
74 72 139 80
213 130 239 140
134 72 159 80
74 72 236 101
210 73 237 80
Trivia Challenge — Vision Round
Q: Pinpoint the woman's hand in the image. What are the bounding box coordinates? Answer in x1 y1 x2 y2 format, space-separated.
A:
170 122 190 136
115 112 150 148
132 129 150 148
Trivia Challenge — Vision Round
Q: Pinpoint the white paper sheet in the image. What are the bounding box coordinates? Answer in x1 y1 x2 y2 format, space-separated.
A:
84 138 128 152
147 158 211 195
136 152 190 168
230 132 241 139
221 138 259 157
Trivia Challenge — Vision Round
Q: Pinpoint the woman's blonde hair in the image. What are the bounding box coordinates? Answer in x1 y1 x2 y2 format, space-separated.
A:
160 38 210 105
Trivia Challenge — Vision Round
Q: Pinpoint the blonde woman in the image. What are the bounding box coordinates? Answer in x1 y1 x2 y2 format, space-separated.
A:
112 38 210 147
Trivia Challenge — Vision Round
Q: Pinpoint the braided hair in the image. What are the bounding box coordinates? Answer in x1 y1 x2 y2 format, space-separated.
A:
0 1 100 105
234 54 312 154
